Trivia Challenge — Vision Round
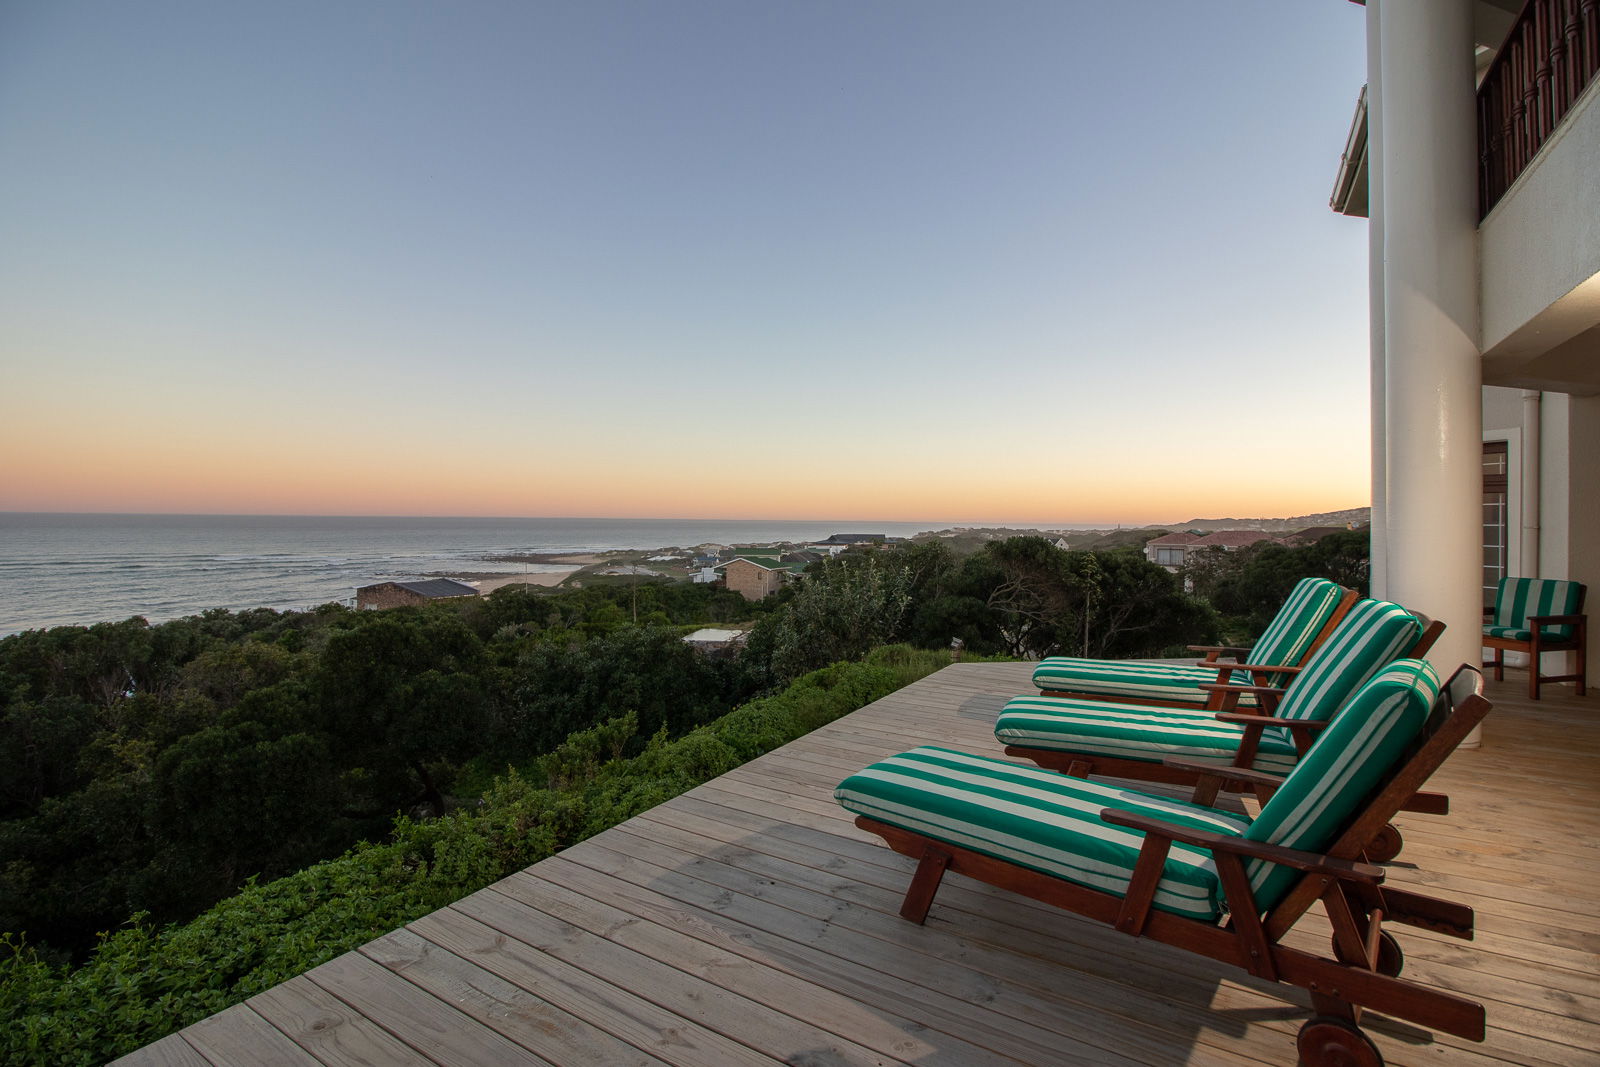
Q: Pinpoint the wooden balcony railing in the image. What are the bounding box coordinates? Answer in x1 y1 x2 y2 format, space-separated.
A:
1478 0 1600 217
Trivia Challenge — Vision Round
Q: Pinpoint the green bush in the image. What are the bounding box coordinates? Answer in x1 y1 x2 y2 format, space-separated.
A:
0 645 968 1064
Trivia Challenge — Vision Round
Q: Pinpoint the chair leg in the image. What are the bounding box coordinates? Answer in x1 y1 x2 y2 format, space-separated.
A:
1577 621 1587 697
1530 635 1542 701
1492 647 1504 682
901 846 951 924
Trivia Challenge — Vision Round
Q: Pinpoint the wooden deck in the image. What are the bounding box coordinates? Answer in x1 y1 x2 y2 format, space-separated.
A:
118 663 1600 1066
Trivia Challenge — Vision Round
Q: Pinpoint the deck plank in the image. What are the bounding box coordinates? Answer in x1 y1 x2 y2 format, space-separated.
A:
124 663 1600 1066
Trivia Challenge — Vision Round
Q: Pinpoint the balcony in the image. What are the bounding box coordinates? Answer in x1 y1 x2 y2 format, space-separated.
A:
116 662 1598 1066
1478 0 1600 218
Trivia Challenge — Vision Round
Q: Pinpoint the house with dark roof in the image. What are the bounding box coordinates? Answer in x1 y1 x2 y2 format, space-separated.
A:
355 578 479 610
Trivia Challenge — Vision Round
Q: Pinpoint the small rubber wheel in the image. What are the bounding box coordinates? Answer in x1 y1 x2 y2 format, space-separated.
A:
1363 823 1403 863
1297 1016 1383 1066
1333 930 1404 977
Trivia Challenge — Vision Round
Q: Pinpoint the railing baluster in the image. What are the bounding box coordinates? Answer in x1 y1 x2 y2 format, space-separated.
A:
1477 0 1600 217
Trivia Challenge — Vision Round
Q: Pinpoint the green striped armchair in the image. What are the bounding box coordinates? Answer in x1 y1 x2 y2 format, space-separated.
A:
1482 577 1587 699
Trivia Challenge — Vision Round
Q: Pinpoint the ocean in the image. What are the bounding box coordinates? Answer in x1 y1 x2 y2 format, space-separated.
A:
0 514 947 635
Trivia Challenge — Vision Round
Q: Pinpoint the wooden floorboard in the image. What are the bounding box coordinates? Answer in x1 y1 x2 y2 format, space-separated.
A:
114 662 1600 1066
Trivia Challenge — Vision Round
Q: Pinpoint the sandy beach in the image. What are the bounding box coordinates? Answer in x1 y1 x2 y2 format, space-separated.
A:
474 570 583 592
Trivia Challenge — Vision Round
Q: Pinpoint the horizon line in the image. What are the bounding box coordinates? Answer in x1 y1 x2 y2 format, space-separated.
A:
0 506 1372 529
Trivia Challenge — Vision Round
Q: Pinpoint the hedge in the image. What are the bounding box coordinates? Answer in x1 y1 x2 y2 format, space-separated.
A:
1 645 960 1065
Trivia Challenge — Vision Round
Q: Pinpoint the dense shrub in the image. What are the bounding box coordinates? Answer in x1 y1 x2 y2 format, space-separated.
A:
0 646 958 1065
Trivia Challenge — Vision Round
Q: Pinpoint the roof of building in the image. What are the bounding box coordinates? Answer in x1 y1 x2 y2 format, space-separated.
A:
823 533 887 544
716 556 784 572
1144 532 1206 547
683 628 748 644
1191 530 1279 549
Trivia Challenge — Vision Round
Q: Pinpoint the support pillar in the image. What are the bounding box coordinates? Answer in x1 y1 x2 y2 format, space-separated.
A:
1376 1 1482 692
1366 1 1388 599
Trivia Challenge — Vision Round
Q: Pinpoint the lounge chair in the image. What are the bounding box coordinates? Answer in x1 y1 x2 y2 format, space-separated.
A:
1481 576 1586 699
1032 577 1357 708
835 661 1491 1066
996 598 1443 861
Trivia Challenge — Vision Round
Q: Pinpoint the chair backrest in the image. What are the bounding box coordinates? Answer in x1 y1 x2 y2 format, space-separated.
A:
1246 578 1351 685
1242 658 1442 909
1492 577 1586 640
1273 598 1425 726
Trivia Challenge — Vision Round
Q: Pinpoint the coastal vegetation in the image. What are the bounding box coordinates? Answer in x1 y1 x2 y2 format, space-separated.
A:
0 531 1365 1060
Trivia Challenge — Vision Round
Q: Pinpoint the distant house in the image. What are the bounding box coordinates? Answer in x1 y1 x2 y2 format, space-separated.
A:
690 566 720 584
717 555 807 601
1144 530 1281 573
806 533 899 556
356 578 479 610
1143 532 1205 571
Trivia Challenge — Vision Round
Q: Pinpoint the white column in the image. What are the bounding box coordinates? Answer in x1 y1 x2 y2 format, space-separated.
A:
1520 390 1541 577
1377 1 1482 686
1366 1 1388 599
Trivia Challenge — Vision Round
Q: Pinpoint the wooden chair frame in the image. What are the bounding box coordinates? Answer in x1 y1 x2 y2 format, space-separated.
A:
858 666 1492 1066
1038 586 1360 707
1482 585 1587 700
1008 620 1447 862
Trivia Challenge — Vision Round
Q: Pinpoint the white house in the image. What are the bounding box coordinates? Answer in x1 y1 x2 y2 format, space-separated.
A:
1334 1 1598 691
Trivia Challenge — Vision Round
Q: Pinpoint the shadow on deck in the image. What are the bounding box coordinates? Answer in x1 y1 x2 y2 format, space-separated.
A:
119 663 1599 1066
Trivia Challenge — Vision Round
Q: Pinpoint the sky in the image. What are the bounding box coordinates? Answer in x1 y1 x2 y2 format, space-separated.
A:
0 1 1372 526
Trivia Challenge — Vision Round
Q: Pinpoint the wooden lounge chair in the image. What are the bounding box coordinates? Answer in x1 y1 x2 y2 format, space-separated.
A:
1481 576 1587 699
1033 577 1358 709
836 661 1491 1066
997 598 1445 862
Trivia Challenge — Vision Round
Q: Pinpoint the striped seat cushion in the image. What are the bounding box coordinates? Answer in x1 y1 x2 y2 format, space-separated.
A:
1245 659 1439 909
1486 577 1584 641
994 697 1301 774
1029 660 1262 708
835 746 1251 921
1030 577 1344 700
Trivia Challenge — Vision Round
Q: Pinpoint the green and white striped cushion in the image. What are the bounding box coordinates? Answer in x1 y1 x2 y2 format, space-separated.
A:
1030 578 1344 700
1272 598 1422 727
994 698 1300 774
1026 660 1260 707
1487 578 1584 641
1244 659 1440 909
835 746 1251 920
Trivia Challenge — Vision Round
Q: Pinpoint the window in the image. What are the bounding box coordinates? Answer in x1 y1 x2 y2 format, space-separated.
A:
1482 441 1508 609
1154 547 1185 567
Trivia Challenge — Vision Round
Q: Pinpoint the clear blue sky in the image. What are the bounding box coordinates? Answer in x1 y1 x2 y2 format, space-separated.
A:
0 1 1371 523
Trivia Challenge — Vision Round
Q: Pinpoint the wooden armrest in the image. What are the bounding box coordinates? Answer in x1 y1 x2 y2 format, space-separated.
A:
1214 713 1329 735
1187 644 1252 660
1198 682 1282 698
1209 662 1299 677
1160 757 1285 790
1527 613 1585 626
1100 809 1385 883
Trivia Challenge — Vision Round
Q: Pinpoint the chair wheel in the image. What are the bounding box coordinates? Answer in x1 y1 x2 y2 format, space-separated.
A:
1297 1016 1383 1066
1333 930 1403 976
1363 823 1403 863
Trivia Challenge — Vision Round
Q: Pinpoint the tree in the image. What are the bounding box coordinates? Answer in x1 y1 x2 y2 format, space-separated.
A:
757 554 916 682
